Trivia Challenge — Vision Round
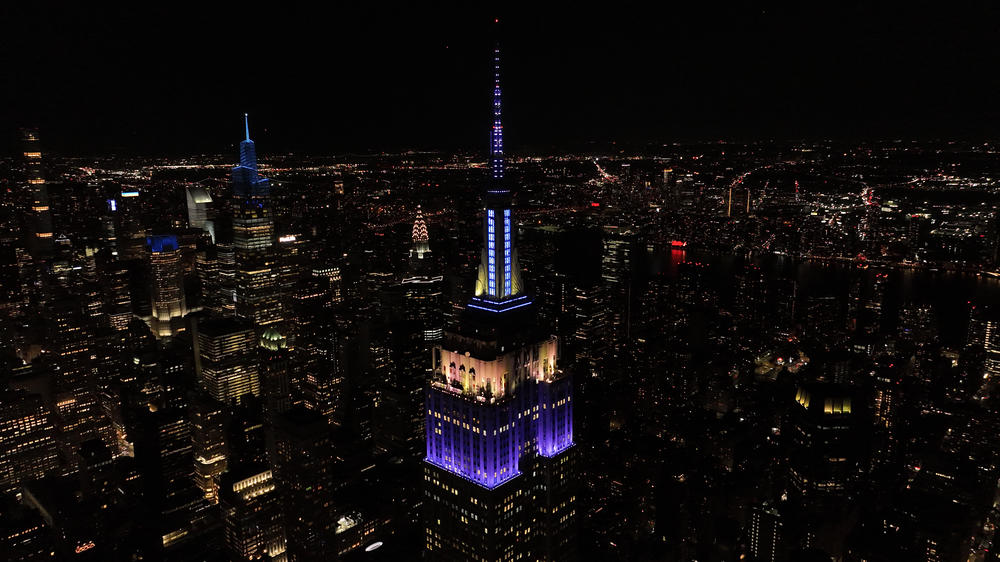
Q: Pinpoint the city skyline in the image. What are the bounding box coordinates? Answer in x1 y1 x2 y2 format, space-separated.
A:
6 6 1000 562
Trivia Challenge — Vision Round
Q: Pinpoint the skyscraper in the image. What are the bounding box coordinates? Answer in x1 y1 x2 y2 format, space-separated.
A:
0 389 60 494
193 317 261 404
130 401 219 558
600 226 634 358
410 205 432 265
259 326 293 423
21 128 54 260
788 383 861 498
379 209 444 459
185 185 215 242
190 393 228 504
146 234 187 338
99 258 132 331
220 465 287 562
968 304 1000 384
116 188 148 262
749 501 785 562
403 204 444 344
272 406 337 562
198 244 236 316
47 296 114 470
231 115 283 329
423 42 577 562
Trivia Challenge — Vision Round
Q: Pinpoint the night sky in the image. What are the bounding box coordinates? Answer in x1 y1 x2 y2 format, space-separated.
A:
3 3 1000 156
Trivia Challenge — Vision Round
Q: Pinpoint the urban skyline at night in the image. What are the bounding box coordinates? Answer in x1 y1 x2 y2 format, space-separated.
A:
5 6 1000 562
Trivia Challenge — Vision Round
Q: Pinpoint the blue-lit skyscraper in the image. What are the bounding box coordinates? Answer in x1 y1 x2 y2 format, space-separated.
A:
232 114 271 251
423 42 578 562
231 115 283 328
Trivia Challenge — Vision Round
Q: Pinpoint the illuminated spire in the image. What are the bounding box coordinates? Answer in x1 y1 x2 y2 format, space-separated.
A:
489 43 504 187
470 38 529 313
412 206 429 243
410 205 431 261
238 114 258 172
232 113 267 200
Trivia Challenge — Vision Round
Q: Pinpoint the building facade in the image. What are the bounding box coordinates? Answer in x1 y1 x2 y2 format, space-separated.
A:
147 234 187 338
231 115 283 329
193 317 261 404
21 128 54 260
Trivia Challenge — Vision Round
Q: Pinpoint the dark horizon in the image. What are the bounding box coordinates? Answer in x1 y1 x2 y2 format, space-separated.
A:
4 4 1000 157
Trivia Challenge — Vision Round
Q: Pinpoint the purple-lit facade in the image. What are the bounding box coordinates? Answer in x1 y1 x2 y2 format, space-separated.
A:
425 336 572 489
425 389 523 489
536 374 574 457
423 324 578 560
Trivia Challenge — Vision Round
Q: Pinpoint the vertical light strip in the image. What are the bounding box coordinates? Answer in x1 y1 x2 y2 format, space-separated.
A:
487 210 496 297
504 209 512 297
491 47 504 181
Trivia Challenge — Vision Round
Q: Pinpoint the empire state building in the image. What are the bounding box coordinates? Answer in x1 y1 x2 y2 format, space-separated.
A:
423 42 578 562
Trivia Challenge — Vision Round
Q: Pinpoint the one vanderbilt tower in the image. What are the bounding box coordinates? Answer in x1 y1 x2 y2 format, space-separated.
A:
423 37 578 562
231 115 283 329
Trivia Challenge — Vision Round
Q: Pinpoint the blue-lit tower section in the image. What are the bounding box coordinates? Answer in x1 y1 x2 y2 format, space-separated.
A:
231 115 283 328
232 114 273 253
472 45 528 314
424 41 578 562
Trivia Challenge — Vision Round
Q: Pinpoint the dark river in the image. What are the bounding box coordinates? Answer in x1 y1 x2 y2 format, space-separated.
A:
646 247 1000 346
